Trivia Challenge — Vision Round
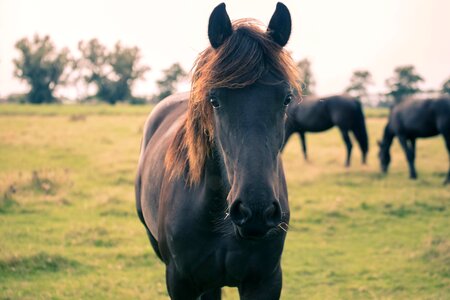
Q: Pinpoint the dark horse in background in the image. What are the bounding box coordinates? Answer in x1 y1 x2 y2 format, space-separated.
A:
284 95 369 166
135 3 300 299
378 97 450 184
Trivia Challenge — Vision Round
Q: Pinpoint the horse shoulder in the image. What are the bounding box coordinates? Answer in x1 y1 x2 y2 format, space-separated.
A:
137 92 189 241
140 93 189 152
433 98 450 133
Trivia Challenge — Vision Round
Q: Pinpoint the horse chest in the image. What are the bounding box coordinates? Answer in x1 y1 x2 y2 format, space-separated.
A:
223 245 282 281
166 227 283 287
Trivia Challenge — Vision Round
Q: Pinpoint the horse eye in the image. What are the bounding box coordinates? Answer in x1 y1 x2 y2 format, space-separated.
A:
209 97 220 108
284 94 293 106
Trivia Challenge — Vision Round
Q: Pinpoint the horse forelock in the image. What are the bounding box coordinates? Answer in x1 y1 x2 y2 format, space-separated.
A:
165 19 300 185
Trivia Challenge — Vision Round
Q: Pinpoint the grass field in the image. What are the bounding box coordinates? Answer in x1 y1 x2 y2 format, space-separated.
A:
0 104 449 299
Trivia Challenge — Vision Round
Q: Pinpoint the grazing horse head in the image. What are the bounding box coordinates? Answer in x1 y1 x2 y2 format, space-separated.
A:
378 140 391 173
165 2 299 239
378 124 394 174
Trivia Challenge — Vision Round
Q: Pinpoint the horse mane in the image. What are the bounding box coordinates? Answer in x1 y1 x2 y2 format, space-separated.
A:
165 19 301 185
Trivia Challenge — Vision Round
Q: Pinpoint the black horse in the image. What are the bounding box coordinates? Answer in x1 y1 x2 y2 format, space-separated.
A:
135 3 300 299
378 97 450 184
284 95 369 166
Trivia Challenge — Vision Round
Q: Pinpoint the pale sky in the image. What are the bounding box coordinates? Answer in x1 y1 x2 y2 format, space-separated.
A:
1 0 449 99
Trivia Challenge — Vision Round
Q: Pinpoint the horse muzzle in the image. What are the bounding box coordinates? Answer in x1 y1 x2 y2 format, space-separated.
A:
229 199 282 239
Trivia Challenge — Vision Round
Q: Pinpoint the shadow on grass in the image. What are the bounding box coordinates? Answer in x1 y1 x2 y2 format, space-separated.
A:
421 236 450 278
65 227 118 248
99 208 134 218
384 204 416 218
0 191 19 214
116 251 159 269
356 201 445 218
0 252 82 278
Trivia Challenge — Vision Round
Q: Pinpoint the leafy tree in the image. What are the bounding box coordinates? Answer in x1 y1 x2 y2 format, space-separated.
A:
442 78 450 96
297 58 315 96
74 39 107 101
345 70 373 103
385 65 424 104
155 63 187 101
13 34 70 103
77 39 149 104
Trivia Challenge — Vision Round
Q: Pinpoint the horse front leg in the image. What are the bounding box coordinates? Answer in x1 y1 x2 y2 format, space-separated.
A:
238 265 282 300
398 135 417 179
409 138 416 163
166 264 201 300
200 288 221 300
340 129 353 167
443 133 450 185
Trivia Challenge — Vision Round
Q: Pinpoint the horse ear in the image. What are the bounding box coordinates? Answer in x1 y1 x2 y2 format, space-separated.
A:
208 3 233 49
267 2 292 47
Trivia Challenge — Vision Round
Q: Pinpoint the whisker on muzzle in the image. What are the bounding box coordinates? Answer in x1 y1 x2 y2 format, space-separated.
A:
278 222 289 232
224 206 231 220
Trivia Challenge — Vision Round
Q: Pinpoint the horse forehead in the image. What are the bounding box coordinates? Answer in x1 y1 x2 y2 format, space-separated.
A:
225 81 287 100
220 90 280 120
234 85 278 99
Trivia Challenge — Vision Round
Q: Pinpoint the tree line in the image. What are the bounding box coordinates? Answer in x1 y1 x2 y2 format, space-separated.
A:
10 34 186 104
7 34 450 105
298 58 450 106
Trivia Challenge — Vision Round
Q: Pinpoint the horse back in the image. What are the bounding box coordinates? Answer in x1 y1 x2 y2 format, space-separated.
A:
326 95 362 130
136 92 189 240
293 95 360 131
390 98 449 138
290 97 333 132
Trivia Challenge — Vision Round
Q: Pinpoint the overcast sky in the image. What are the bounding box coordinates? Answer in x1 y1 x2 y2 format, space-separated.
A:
1 0 449 99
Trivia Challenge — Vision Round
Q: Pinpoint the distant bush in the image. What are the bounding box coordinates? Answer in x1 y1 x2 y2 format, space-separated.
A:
76 39 150 104
128 97 149 105
6 93 28 104
14 35 70 104
154 63 187 102
385 65 424 104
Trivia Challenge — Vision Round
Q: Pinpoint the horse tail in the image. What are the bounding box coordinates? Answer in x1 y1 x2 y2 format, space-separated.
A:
352 100 369 162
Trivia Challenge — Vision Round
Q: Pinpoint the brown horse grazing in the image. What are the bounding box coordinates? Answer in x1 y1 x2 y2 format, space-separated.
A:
135 3 300 299
378 97 450 184
284 95 369 167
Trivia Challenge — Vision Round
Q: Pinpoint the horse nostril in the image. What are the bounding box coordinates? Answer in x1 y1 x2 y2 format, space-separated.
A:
229 200 252 226
263 202 281 227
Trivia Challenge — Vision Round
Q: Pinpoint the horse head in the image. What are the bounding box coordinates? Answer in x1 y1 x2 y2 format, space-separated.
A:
377 140 391 173
206 3 296 239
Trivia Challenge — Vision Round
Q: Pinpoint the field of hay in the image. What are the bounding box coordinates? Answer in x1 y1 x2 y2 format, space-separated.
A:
0 104 449 299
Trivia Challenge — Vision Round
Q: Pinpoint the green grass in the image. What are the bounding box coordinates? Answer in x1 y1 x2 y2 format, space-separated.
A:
0 104 448 299
364 107 389 118
0 103 152 116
